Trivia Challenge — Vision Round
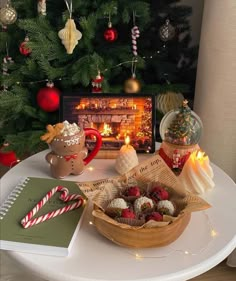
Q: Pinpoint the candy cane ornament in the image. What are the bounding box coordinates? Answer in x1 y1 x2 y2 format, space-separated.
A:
2 55 14 90
2 56 14 75
131 26 140 56
21 185 84 229
37 0 47 16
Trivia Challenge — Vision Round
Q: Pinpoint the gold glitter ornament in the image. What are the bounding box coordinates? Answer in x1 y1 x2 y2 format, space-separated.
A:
157 91 184 114
58 18 82 54
0 3 17 25
124 77 141 93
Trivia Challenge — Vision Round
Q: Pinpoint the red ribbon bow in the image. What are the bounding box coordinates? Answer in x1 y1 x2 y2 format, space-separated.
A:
64 154 78 161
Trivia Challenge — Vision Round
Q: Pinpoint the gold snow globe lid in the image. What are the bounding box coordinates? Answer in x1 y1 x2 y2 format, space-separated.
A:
159 100 203 145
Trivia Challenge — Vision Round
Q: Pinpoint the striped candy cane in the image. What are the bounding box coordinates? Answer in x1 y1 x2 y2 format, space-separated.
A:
131 26 140 56
37 0 47 16
21 186 84 229
2 56 14 90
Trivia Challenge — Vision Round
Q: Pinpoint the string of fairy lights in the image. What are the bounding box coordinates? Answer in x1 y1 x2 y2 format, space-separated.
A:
8 50 167 86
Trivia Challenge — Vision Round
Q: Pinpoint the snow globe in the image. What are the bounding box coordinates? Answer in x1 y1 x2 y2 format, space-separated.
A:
158 100 203 173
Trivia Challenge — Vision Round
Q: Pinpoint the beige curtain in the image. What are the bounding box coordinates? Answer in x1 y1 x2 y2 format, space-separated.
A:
194 0 236 182
194 0 236 266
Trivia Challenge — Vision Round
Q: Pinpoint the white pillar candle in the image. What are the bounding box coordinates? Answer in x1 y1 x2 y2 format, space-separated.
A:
115 136 139 175
179 150 215 194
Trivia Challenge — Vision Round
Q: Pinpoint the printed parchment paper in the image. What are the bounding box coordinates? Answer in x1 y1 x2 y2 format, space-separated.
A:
77 154 211 229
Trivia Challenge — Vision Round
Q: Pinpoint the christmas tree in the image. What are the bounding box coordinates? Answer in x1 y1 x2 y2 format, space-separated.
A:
137 97 152 138
0 0 198 159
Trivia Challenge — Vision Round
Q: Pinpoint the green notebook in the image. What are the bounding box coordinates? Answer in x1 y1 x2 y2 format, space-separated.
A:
0 177 87 257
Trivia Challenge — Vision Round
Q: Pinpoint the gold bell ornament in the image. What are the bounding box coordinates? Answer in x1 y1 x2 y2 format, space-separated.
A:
58 0 82 54
124 59 141 93
124 76 141 93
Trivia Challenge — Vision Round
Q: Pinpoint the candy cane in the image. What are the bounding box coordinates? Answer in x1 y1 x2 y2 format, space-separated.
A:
21 185 84 229
2 58 8 76
37 0 47 16
131 26 140 56
2 56 14 75
2 56 14 90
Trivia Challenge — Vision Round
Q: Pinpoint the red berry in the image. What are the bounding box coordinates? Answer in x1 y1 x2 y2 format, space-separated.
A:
146 212 163 222
121 208 136 219
141 202 152 211
127 186 140 197
150 186 169 202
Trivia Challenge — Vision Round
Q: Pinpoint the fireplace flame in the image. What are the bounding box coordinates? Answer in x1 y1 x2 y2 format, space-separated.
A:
101 123 113 136
125 136 130 146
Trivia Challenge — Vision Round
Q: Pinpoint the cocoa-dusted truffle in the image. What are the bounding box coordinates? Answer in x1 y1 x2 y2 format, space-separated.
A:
134 196 154 214
157 200 175 216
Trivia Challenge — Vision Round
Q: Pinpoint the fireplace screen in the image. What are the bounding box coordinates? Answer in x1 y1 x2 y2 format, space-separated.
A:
60 94 156 156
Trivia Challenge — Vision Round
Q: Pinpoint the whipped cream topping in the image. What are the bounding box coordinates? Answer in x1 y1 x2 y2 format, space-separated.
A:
60 120 81 136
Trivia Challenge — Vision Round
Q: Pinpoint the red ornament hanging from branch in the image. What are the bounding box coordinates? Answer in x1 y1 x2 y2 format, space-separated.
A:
104 13 118 42
37 81 60 112
19 35 31 56
0 143 19 167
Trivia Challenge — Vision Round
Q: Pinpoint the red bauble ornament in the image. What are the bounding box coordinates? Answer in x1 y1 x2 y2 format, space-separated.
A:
0 145 18 167
19 36 31 56
104 21 118 42
37 82 60 112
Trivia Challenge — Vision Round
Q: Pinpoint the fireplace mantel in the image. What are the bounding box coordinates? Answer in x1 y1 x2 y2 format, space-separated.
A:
74 109 139 115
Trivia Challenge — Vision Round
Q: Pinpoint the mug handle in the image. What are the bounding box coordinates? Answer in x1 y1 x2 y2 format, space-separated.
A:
83 128 102 165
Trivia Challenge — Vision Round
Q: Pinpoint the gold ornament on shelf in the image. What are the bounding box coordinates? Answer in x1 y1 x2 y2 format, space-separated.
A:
157 91 184 114
0 1 17 25
58 18 82 54
124 76 141 93
58 0 82 54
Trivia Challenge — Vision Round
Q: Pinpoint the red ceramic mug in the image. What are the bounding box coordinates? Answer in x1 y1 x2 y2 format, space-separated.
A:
83 128 102 165
45 127 102 179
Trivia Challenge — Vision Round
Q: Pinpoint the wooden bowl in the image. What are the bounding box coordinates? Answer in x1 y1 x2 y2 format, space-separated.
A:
93 210 191 248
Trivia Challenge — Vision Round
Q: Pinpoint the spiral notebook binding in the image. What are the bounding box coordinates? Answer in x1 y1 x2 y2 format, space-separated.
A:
0 177 30 220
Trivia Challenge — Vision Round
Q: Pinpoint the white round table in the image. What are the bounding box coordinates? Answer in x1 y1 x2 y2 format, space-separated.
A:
0 150 236 281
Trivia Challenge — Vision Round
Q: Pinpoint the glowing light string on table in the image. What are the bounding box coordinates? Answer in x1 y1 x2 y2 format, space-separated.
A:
6 162 216 257
86 207 217 260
